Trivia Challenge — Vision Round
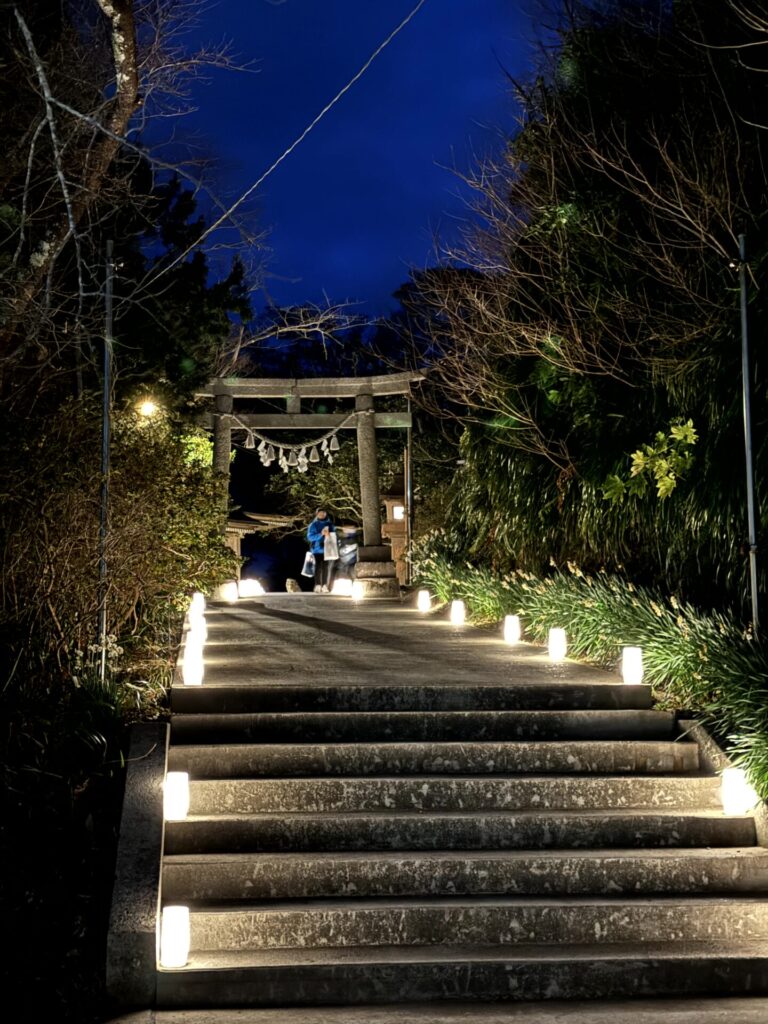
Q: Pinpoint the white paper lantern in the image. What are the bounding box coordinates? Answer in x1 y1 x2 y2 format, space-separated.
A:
160 906 190 968
182 641 204 686
216 580 239 604
351 580 365 601
238 578 264 598
164 772 190 821
417 590 431 612
186 614 207 644
450 600 466 626
548 627 567 661
621 646 644 685
503 615 522 645
720 767 759 816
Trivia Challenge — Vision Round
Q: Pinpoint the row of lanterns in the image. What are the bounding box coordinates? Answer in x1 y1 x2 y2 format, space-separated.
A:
161 576 372 966
412 590 760 816
415 590 646 685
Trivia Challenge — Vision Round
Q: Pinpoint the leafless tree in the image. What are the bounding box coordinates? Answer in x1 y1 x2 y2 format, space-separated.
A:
402 0 766 467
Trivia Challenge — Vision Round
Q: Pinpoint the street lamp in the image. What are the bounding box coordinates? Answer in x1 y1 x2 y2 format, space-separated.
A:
137 398 160 418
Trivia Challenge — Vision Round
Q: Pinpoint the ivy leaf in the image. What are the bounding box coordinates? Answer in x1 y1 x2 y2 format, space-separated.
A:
670 419 698 445
630 450 646 476
601 474 626 503
657 474 677 499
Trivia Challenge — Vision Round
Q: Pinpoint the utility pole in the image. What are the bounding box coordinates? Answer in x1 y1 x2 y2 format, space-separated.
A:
98 240 114 682
738 233 759 634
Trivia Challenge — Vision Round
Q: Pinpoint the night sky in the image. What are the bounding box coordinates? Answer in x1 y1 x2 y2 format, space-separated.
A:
176 1 540 316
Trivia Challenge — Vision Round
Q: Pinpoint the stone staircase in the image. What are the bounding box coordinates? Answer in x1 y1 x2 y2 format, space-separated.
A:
155 596 768 1010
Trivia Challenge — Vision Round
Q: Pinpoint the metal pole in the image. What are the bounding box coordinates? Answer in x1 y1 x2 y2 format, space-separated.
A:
738 233 759 633
405 397 413 585
99 239 114 682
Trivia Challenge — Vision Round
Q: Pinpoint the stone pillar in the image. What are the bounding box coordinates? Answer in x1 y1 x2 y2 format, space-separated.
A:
213 392 233 533
213 392 233 478
355 393 382 547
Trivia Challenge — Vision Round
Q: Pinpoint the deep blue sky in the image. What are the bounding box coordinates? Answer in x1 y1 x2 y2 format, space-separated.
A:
175 1 540 316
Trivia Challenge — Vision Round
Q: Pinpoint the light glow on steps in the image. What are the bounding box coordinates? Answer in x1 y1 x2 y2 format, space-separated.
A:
181 640 204 686
622 645 644 685
163 772 189 821
351 580 365 601
160 905 190 968
189 591 205 618
721 766 759 815
450 600 466 626
186 616 207 646
217 580 239 604
548 627 567 661
238 578 265 598
332 578 353 596
503 615 521 644
417 590 431 612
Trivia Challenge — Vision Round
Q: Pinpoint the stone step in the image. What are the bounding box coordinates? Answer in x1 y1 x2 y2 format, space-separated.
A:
183 897 768 951
170 710 675 745
161 847 768 902
168 739 700 777
170 682 654 714
163 810 755 855
105 996 768 1024
185 775 722 814
154 942 768 1007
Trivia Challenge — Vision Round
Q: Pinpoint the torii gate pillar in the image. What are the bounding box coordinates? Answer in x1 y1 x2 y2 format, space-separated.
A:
213 391 233 514
355 393 382 547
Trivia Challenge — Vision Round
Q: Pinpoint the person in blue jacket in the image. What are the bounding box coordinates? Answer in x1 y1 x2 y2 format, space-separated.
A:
306 508 336 593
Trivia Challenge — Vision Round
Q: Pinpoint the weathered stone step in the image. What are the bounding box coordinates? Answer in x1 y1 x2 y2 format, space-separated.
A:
170 682 654 714
162 848 768 902
106 996 768 1024
184 897 768 951
168 739 700 777
163 810 754 855
155 942 768 1006
170 710 675 744
186 774 722 814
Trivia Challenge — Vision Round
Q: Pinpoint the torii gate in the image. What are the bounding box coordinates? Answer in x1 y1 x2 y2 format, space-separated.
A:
196 371 424 596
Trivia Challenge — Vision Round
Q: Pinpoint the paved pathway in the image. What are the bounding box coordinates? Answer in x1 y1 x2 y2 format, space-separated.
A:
200 592 613 688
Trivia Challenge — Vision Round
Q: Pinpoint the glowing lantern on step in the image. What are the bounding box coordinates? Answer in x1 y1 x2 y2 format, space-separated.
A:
503 615 522 645
621 646 644 685
351 580 365 602
720 767 759 816
332 578 353 596
217 580 239 604
548 628 567 661
160 906 190 968
186 615 207 645
417 590 431 613
238 578 264 598
392 504 405 521
450 600 466 626
189 592 205 619
182 640 204 686
164 772 190 821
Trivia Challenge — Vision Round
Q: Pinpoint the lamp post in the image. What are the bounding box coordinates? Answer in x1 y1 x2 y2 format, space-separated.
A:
738 234 759 633
98 240 114 683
